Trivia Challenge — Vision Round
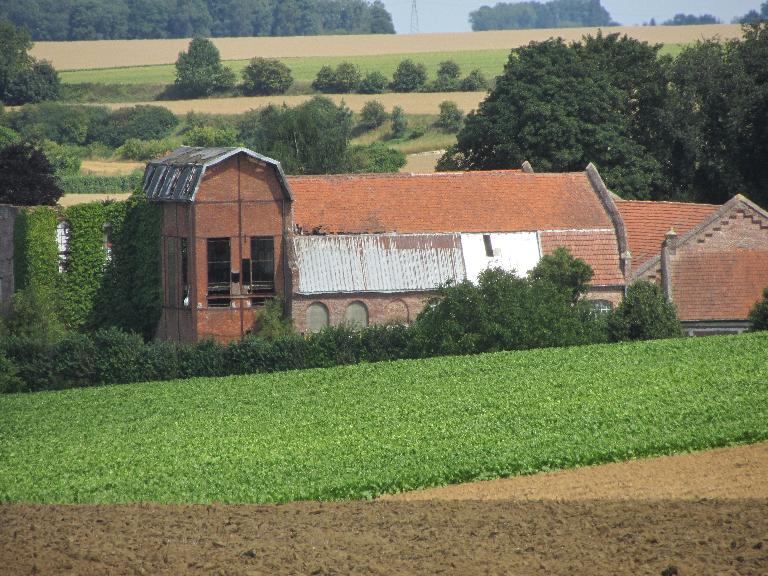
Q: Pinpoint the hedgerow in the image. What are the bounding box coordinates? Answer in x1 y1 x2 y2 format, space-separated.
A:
56 172 143 194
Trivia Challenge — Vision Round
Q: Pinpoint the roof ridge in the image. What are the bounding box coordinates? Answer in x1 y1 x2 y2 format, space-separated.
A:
286 169 533 180
617 199 721 208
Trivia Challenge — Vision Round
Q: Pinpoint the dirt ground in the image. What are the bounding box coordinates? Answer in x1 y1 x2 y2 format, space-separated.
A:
31 25 742 70
2 443 767 576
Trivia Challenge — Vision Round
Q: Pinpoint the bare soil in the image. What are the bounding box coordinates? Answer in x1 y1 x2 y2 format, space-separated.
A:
32 25 742 71
2 443 767 576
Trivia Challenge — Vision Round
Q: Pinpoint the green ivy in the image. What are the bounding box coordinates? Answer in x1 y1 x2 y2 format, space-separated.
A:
13 207 58 298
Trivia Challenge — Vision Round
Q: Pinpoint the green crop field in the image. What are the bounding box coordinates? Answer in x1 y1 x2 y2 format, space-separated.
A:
60 44 683 87
2 332 765 504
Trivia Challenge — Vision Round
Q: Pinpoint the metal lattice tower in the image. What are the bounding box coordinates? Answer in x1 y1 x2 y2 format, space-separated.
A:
410 0 420 34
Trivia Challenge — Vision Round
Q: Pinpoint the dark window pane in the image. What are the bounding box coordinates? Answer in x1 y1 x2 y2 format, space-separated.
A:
250 236 274 292
207 238 231 303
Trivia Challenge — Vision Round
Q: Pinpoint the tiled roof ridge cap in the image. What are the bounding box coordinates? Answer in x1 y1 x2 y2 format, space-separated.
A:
286 169 536 180
617 199 720 208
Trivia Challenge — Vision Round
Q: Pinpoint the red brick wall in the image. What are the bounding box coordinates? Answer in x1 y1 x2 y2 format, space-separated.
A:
291 292 434 332
156 153 290 343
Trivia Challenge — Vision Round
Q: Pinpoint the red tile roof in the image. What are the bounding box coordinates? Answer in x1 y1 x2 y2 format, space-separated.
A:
616 200 719 267
539 230 624 286
288 171 612 234
671 250 768 321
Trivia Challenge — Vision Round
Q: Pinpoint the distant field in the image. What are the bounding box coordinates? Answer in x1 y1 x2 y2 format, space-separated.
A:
61 50 511 86
103 92 486 116
34 25 740 71
1 332 766 503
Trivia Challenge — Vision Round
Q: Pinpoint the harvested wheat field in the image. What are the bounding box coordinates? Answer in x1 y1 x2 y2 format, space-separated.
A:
2 443 766 575
402 150 444 173
58 193 132 207
104 91 485 115
80 160 144 175
32 25 742 71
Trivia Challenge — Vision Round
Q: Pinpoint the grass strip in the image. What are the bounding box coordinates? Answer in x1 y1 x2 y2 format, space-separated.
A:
1 331 765 504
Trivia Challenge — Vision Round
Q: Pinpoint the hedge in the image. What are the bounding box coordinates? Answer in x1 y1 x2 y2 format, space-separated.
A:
57 172 143 194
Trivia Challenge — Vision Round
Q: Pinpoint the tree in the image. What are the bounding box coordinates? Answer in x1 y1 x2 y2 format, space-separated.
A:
0 19 60 105
436 101 464 133
748 288 768 330
459 69 489 91
663 14 719 26
441 35 665 200
0 142 63 205
390 59 427 92
242 57 293 95
174 37 235 98
390 106 407 138
432 60 461 91
346 142 406 173
359 71 388 94
312 62 361 93
529 247 593 305
470 0 616 31
607 281 681 341
359 100 388 130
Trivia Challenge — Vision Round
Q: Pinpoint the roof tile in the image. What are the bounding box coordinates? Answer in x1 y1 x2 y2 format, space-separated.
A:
539 230 624 286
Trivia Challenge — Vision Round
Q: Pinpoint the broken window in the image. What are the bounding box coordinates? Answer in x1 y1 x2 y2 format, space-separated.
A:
103 221 113 263
166 237 177 307
248 236 275 294
207 237 231 307
181 237 189 307
483 234 494 257
590 299 613 314
56 221 71 273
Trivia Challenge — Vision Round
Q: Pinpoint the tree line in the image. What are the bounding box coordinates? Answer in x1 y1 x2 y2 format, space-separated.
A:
470 0 616 31
439 24 768 208
0 0 394 41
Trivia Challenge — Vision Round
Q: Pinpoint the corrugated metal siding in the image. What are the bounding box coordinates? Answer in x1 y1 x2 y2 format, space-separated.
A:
292 234 466 294
461 232 541 283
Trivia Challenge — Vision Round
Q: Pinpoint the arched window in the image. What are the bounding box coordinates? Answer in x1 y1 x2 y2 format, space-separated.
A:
344 301 369 328
306 302 329 332
590 299 613 314
56 220 70 273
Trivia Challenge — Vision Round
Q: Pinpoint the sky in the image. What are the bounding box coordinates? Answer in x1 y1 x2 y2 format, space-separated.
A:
380 0 762 33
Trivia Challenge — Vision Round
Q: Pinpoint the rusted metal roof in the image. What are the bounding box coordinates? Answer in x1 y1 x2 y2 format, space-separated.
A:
291 234 466 294
143 146 292 202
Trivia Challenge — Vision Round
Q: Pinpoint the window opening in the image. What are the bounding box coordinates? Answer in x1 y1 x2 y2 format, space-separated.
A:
56 221 71 273
483 234 494 257
344 301 369 328
307 302 329 332
181 237 189 307
591 299 613 314
166 237 177 307
103 221 113 263
207 237 231 307
249 236 275 297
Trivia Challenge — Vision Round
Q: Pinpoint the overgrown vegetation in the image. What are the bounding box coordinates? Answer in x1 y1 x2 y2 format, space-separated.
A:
0 19 59 105
749 287 768 331
1 331 766 503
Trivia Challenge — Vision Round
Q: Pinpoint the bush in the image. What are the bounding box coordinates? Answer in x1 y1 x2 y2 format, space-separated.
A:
748 287 768 330
390 106 408 138
174 37 236 98
8 102 97 145
390 59 427 92
0 353 24 394
459 69 489 91
116 138 174 161
242 58 293 96
432 60 461 91
39 139 83 176
346 142 406 173
358 100 388 130
90 327 147 384
182 125 239 147
359 71 388 94
95 105 179 148
529 246 593 305
56 172 143 193
0 142 63 205
608 281 682 341
311 62 361 93
0 20 60 105
435 101 464 133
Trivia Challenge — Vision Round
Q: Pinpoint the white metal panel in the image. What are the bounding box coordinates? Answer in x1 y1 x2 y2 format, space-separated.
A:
461 232 541 283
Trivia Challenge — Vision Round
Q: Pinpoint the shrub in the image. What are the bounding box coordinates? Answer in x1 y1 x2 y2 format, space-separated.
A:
529 246 593 305
4 60 60 105
8 102 96 145
460 69 489 91
346 142 406 173
90 327 146 384
608 281 682 341
0 353 24 394
390 105 408 138
359 100 388 130
435 100 464 133
748 287 768 330
39 140 83 176
242 57 293 96
182 125 239 147
358 71 388 94
432 60 461 91
311 62 361 93
390 59 427 92
174 37 236 98
116 138 174 161
56 172 143 193
95 105 179 148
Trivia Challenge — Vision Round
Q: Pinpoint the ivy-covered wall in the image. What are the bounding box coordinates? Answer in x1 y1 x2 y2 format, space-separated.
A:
11 197 162 339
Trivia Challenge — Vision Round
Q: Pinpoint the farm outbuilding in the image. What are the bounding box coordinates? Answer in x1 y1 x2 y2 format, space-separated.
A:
141 146 768 343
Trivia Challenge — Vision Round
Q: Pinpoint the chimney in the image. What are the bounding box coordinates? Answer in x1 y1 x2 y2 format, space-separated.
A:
620 250 632 284
660 228 677 300
521 160 534 173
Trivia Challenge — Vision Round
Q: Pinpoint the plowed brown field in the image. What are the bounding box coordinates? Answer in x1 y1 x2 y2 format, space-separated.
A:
2 443 766 575
31 25 742 71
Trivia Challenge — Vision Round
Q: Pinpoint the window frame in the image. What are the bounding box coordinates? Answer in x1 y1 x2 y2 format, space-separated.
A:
207 237 232 307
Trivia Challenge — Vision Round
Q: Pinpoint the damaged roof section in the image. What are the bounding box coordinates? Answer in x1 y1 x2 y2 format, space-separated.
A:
144 146 291 202
291 234 466 294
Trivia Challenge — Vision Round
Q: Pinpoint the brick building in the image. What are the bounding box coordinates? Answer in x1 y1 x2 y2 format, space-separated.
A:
141 146 768 343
